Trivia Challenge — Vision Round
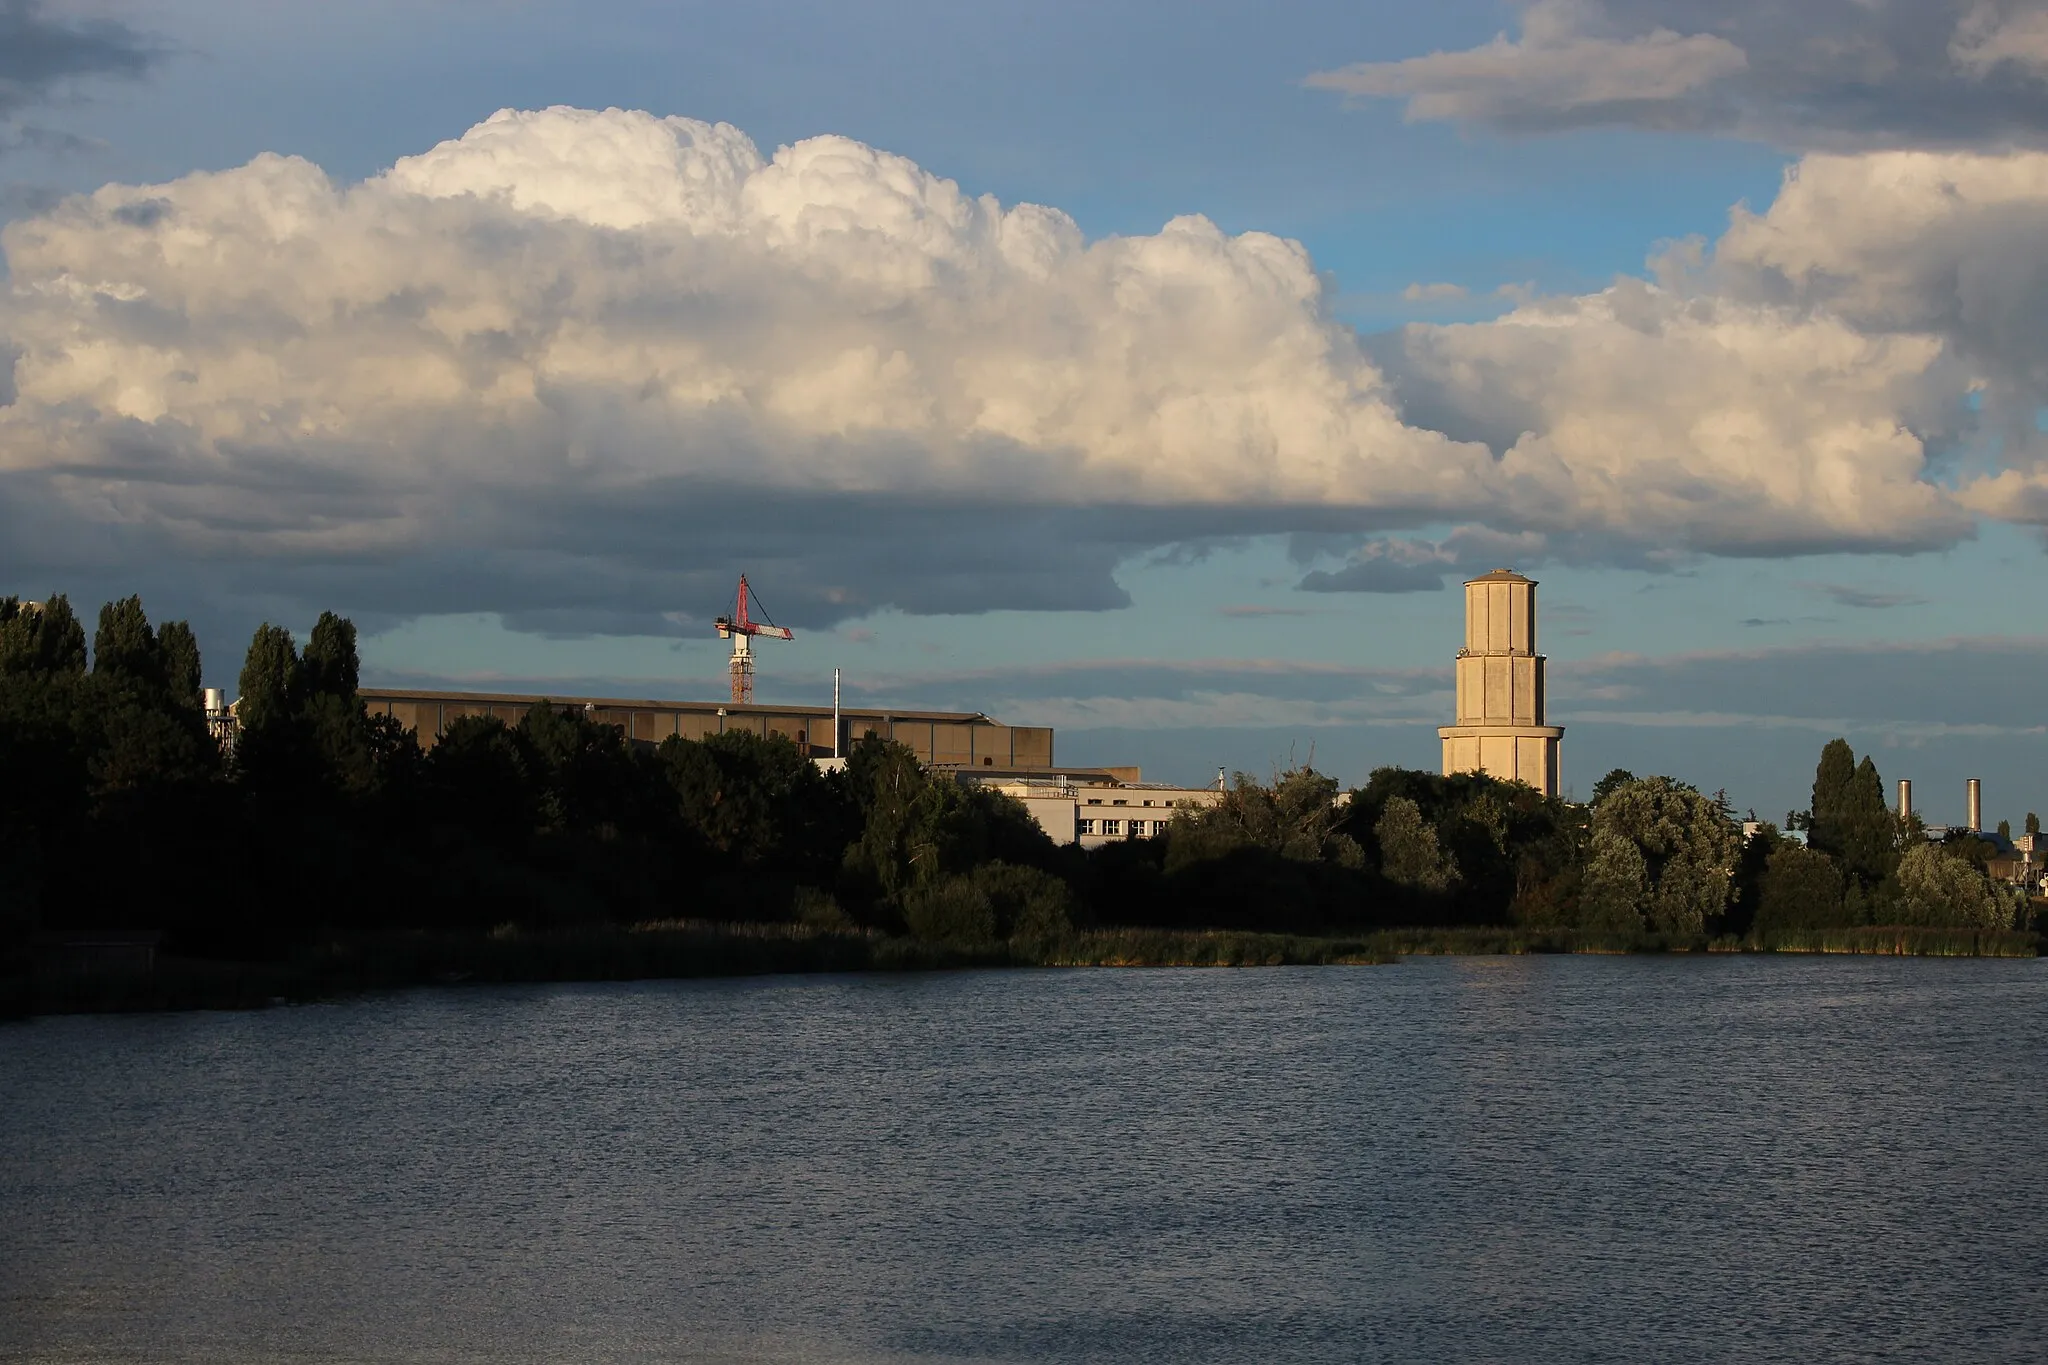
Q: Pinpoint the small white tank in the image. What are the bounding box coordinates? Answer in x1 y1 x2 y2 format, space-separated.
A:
202 687 224 714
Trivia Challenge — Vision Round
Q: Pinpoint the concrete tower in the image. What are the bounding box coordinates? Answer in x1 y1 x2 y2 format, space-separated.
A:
1438 569 1564 797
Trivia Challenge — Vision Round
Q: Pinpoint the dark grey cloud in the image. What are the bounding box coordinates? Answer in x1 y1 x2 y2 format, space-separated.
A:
1291 526 1553 595
1309 0 2048 149
1297 558 1448 594
1805 583 1930 610
0 0 156 118
1552 637 2048 735
0 458 1440 675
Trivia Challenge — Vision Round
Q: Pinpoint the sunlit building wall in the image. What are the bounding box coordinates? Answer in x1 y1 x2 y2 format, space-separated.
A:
1437 569 1564 797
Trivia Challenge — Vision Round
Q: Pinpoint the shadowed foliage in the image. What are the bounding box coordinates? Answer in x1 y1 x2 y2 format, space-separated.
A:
3 594 2038 1009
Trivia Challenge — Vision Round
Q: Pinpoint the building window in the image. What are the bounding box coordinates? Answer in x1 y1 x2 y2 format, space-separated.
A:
1153 821 1171 836
1101 820 1121 836
1078 820 1095 836
983 756 994 765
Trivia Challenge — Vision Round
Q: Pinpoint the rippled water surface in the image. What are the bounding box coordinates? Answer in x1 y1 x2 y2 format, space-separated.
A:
4 957 2045 1363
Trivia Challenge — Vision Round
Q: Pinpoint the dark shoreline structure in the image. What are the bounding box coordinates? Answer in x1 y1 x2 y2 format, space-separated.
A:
4 593 2043 1019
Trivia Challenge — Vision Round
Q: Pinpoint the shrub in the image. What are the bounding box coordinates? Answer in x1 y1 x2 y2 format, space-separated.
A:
1753 843 1848 939
1896 843 2012 929
900 876 997 944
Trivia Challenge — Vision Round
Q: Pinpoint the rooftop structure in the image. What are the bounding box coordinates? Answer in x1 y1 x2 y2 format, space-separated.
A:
1437 568 1564 797
359 688 1054 769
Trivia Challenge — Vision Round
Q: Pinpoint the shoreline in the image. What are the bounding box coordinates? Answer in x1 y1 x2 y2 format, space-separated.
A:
5 921 2039 1018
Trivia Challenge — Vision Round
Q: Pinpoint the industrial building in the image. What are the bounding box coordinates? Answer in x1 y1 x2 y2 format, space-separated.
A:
353 688 1228 844
1439 568 1564 797
1900 776 2048 893
358 688 1054 768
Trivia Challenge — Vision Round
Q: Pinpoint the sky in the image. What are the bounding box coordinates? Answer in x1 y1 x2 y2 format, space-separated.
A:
3 0 2047 826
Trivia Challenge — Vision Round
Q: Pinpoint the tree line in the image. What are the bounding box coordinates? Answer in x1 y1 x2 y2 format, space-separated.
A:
2 594 2037 977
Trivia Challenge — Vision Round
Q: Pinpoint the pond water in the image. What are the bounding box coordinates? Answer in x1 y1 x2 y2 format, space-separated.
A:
3 956 2044 1363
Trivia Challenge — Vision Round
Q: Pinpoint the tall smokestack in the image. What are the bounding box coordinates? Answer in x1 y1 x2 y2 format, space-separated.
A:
1968 778 1982 833
1898 779 1912 822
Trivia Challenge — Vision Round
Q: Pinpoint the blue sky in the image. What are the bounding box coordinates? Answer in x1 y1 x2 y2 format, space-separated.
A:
3 0 2046 826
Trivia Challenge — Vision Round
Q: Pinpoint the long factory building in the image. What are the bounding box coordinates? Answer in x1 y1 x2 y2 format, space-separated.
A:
355 687 1226 846
359 687 1053 769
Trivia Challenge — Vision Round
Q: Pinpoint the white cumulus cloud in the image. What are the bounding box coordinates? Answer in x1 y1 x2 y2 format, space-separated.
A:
0 105 2029 629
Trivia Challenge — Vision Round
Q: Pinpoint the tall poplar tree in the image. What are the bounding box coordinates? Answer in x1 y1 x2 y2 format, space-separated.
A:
156 622 202 706
301 612 360 699
1808 738 1857 858
0 595 87 678
1836 756 1896 887
91 596 163 688
236 625 302 739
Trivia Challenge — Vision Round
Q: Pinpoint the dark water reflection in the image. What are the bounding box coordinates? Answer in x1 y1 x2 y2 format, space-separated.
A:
3 957 2044 1363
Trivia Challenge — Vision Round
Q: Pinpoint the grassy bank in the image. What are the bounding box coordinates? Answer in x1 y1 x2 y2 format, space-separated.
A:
14 921 1400 1015
1363 925 2043 957
12 920 2038 1017
1753 926 2041 957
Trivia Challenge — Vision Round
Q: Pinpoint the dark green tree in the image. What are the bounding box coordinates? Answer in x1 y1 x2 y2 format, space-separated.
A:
1726 821 1783 939
232 623 309 789
0 595 88 677
838 738 1048 917
91 596 164 688
1836 756 1896 887
1807 738 1856 857
1591 768 1637 806
1582 775 1741 935
156 621 202 706
1896 844 2013 929
1996 819 2011 840
301 612 360 700
2027 812 2040 836
80 598 215 792
236 625 302 736
1166 767 1362 872
1579 828 1649 934
1374 796 1458 893
1752 843 1847 940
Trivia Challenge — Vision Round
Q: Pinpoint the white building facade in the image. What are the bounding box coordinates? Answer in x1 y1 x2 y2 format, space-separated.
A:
969 770 1224 848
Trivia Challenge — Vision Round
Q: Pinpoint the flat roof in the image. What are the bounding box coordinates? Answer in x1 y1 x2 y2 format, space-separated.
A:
359 687 1000 725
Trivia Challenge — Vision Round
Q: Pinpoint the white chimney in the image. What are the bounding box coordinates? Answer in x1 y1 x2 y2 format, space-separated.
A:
1967 778 1982 833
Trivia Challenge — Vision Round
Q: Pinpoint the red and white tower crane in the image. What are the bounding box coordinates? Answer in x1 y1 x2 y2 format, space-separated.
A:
713 574 792 706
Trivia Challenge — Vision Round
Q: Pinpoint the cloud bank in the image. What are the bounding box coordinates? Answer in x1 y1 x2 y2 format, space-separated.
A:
1309 0 2048 149
1 106 2042 628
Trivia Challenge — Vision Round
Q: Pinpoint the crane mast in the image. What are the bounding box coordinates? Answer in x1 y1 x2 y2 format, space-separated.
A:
713 574 793 705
